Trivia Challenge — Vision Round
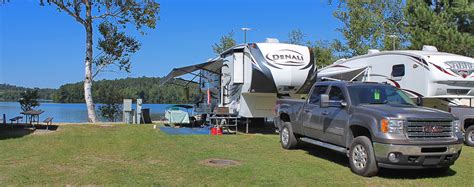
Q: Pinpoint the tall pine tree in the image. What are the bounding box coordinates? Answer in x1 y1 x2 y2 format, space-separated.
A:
405 0 473 57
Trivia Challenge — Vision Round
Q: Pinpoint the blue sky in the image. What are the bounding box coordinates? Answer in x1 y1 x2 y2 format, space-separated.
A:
0 0 341 88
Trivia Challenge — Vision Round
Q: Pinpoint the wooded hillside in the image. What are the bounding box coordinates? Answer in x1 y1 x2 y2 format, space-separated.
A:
0 77 200 104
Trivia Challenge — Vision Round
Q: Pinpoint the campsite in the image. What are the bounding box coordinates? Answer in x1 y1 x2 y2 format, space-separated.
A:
0 124 474 185
1 0 474 185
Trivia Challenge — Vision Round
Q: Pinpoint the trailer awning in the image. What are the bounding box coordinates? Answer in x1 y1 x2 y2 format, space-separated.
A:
159 58 223 86
317 66 368 81
424 95 474 99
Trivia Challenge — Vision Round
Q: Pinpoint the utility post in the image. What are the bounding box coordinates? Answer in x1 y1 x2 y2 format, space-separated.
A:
388 34 398 50
241 27 252 43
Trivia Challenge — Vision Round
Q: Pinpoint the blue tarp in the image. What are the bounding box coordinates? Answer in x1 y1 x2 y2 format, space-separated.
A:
159 126 210 135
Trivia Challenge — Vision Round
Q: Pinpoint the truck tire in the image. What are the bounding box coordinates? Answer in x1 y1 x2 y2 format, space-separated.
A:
348 136 378 177
280 122 298 149
465 125 474 147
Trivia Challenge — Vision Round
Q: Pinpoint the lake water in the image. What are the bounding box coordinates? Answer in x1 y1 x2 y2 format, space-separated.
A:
0 102 175 123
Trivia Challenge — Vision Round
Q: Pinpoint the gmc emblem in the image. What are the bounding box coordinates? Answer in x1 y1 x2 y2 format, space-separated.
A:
423 125 444 133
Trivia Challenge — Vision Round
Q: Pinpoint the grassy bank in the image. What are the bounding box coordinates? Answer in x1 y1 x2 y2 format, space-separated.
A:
0 124 473 185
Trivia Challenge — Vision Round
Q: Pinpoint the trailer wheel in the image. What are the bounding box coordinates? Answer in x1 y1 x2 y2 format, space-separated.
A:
349 136 378 177
280 122 298 149
465 125 474 147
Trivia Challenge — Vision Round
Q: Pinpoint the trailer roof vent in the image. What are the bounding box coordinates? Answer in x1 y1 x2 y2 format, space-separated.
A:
368 49 380 54
422 45 438 52
265 38 279 43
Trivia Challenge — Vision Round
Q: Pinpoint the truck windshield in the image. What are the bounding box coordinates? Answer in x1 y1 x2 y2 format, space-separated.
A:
347 84 416 106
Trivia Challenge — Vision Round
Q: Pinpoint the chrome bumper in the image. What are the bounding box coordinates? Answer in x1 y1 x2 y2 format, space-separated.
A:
373 142 463 169
373 142 462 157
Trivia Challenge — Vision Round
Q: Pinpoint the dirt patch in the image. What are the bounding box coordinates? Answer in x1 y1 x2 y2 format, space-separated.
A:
99 125 115 128
146 159 165 165
0 127 59 139
32 128 59 135
199 158 241 168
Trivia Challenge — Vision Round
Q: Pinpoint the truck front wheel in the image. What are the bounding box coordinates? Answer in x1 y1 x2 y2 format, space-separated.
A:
349 136 378 177
280 122 298 149
465 125 474 146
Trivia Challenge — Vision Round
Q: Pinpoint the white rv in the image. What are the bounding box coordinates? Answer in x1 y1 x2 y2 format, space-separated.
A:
318 45 474 145
160 39 317 126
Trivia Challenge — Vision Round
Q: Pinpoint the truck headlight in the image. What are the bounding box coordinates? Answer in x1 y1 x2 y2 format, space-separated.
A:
381 119 404 134
452 120 461 133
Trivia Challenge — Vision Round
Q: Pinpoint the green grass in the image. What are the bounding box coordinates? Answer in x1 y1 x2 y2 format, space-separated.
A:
0 124 473 186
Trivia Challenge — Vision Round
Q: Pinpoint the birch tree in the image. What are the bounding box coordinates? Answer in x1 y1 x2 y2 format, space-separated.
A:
40 0 160 122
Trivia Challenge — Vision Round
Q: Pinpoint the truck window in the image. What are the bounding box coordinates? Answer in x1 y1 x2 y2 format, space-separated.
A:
328 86 346 102
347 85 415 106
391 64 405 77
309 86 328 104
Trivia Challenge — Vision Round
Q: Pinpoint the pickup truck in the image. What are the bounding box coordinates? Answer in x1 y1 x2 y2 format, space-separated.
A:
450 106 474 146
423 98 474 146
274 81 464 177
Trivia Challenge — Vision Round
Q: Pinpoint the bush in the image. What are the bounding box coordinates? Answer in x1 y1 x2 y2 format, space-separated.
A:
18 90 40 111
99 103 122 122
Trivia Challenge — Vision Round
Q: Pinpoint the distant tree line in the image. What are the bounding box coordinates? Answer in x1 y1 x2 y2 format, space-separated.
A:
54 77 201 104
0 77 201 104
0 84 56 101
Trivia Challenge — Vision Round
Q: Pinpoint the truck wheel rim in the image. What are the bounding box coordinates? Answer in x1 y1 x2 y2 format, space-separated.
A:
352 144 368 170
281 128 289 146
469 131 474 143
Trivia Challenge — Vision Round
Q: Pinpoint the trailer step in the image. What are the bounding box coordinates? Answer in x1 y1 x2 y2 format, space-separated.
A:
300 137 347 154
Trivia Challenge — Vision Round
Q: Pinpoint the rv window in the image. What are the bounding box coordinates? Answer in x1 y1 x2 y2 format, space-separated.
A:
309 86 328 104
392 64 405 77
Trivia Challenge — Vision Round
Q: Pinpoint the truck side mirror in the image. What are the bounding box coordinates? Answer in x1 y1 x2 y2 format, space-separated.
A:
320 94 329 108
416 96 423 106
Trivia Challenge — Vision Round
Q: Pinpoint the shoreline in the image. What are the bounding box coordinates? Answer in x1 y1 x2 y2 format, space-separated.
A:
53 120 166 125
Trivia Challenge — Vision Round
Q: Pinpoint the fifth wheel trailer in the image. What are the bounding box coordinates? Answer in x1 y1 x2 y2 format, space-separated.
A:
317 45 474 145
160 39 317 129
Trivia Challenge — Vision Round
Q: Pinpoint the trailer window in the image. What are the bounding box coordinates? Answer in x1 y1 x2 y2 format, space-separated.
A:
309 86 328 104
392 64 405 77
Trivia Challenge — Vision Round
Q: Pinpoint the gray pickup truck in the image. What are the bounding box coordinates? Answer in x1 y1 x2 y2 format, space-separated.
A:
450 107 474 146
274 81 463 177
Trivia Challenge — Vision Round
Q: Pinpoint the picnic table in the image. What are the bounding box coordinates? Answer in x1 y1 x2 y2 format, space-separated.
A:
20 110 44 125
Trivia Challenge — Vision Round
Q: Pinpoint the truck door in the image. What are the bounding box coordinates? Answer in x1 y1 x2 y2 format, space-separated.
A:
302 85 328 139
322 85 348 146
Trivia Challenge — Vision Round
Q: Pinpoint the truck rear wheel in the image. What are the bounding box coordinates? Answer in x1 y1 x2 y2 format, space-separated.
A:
349 136 378 177
280 122 298 149
465 125 474 146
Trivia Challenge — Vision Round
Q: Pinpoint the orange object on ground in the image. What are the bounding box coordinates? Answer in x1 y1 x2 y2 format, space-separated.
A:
211 127 222 135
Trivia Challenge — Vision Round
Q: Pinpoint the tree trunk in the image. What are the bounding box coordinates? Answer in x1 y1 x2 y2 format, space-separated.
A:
84 0 97 123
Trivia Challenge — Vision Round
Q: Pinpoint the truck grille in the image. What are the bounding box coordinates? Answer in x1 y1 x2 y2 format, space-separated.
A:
406 120 453 139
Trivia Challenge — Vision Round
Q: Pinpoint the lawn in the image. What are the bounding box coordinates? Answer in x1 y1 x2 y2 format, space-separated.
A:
0 124 473 185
